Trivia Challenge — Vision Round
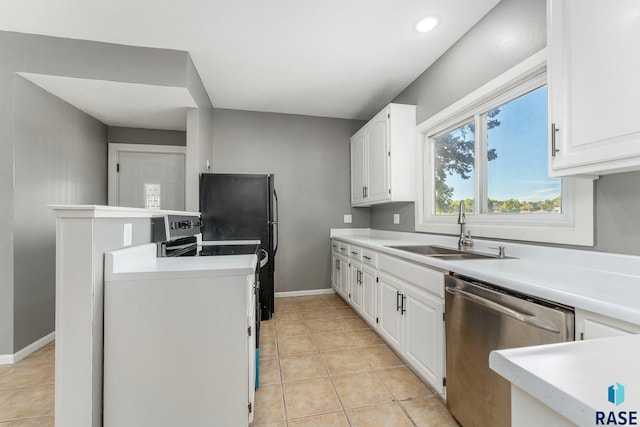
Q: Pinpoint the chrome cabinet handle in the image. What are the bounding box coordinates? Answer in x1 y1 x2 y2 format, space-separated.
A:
363 255 371 260
396 291 401 312
551 123 560 157
401 295 406 314
445 287 560 333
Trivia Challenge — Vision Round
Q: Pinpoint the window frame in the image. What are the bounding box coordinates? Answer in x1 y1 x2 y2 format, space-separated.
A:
415 49 594 246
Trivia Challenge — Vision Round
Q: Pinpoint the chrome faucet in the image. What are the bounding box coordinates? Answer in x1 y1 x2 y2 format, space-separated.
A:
458 200 474 250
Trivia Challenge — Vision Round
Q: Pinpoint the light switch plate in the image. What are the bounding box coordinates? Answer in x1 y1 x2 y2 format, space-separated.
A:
344 214 353 224
393 214 400 224
123 223 133 246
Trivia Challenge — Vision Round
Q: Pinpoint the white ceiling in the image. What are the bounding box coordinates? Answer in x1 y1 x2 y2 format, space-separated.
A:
19 73 197 131
2 0 501 126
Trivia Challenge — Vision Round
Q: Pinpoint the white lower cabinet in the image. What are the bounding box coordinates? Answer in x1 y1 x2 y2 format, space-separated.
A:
331 253 349 300
349 261 363 312
339 257 349 299
378 274 404 352
329 240 446 397
361 266 377 327
575 308 640 340
331 254 340 292
402 284 444 393
378 272 445 396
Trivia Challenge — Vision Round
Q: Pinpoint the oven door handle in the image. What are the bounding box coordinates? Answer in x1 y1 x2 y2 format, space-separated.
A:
445 286 560 333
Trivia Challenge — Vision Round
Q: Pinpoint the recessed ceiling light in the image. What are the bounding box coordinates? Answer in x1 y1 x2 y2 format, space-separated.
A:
415 16 438 33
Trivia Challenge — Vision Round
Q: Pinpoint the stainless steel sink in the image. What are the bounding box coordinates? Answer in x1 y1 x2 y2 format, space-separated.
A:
384 245 505 260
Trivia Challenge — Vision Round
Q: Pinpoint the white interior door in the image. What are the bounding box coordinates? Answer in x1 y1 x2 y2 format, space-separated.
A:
111 146 186 211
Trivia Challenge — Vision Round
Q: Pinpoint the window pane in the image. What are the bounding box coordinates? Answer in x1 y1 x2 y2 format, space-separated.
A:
486 86 561 214
433 122 475 216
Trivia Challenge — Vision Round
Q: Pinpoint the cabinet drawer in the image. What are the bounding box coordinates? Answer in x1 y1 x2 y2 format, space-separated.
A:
338 242 349 256
361 249 378 267
378 254 444 298
331 239 340 253
349 246 362 261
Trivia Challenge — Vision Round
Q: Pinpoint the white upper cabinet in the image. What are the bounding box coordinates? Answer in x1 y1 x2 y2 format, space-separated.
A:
548 0 640 176
350 103 416 206
350 129 367 205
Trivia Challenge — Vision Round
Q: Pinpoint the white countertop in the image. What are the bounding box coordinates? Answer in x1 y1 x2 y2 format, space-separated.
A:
50 204 201 218
105 243 257 281
490 336 640 426
330 228 640 325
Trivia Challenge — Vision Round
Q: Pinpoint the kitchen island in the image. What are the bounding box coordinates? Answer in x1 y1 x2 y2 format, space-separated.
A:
51 205 199 427
103 243 258 426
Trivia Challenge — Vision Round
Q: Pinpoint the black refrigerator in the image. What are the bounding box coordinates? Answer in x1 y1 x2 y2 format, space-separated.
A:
199 173 278 321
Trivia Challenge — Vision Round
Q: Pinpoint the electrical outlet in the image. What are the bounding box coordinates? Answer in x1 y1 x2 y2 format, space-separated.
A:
393 214 400 224
123 223 133 246
344 214 353 224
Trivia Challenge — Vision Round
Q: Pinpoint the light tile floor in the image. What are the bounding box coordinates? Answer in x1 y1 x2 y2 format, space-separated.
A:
252 293 459 427
0 294 460 427
0 341 55 426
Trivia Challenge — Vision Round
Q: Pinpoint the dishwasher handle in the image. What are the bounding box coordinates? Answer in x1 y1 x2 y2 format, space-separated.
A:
445 286 560 334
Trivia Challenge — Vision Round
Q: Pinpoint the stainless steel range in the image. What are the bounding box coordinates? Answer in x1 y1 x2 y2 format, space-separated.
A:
151 214 266 382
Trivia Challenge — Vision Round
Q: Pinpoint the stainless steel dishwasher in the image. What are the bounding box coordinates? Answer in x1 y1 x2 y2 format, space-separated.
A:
445 274 574 427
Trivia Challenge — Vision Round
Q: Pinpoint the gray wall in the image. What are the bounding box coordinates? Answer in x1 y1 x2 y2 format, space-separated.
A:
107 126 186 146
13 77 108 351
592 171 640 255
370 202 415 233
372 0 546 232
393 0 546 124
372 0 640 256
212 108 367 292
0 30 204 354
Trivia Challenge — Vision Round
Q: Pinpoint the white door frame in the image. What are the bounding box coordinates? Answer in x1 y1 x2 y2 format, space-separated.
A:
108 143 188 207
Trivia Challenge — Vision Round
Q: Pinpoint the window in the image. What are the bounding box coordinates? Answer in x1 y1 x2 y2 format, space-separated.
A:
415 50 594 246
432 85 561 217
434 121 475 215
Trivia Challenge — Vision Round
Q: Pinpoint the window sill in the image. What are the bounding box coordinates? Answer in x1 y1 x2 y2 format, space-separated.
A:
415 179 594 246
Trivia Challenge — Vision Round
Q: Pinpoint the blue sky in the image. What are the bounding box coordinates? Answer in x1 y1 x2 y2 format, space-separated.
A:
443 86 560 203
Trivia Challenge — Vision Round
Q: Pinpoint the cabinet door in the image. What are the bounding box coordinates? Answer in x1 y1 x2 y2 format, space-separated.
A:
361 267 377 328
339 257 350 300
575 309 640 340
581 319 632 340
350 130 367 205
366 108 390 202
549 0 640 176
402 284 444 396
377 274 403 352
331 255 340 293
349 262 363 311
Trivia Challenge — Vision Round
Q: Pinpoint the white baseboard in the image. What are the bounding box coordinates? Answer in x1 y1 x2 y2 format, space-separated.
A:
275 289 335 298
0 332 55 365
